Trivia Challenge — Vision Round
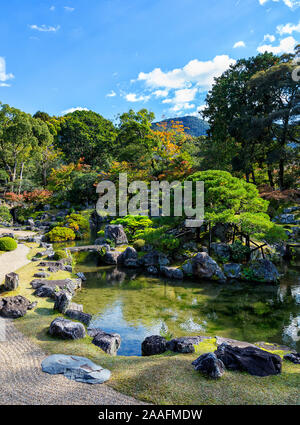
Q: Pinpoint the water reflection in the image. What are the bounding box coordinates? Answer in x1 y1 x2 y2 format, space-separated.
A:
73 263 300 356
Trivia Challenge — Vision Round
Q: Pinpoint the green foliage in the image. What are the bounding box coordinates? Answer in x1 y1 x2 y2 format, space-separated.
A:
133 239 146 251
134 226 179 253
46 226 76 242
53 249 68 260
111 215 153 240
97 230 105 237
231 241 251 262
0 205 12 223
264 224 289 245
64 213 90 237
0 237 17 251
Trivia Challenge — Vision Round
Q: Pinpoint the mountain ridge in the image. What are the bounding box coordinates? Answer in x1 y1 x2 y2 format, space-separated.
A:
152 115 209 137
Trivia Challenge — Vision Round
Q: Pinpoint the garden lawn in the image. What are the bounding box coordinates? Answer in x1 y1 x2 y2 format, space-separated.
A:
5 245 300 405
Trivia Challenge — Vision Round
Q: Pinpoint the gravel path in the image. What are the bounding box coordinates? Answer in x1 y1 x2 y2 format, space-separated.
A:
0 243 31 284
0 243 144 405
0 320 142 405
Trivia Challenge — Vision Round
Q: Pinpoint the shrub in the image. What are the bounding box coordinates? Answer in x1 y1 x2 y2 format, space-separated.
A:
133 239 146 251
46 226 76 242
97 230 105 238
134 226 180 253
0 237 17 251
53 249 68 260
0 205 12 223
64 213 90 236
231 241 250 263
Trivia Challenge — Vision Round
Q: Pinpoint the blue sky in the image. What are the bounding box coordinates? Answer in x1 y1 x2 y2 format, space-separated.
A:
0 0 299 122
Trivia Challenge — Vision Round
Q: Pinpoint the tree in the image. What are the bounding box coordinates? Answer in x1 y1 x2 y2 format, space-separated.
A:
56 110 117 167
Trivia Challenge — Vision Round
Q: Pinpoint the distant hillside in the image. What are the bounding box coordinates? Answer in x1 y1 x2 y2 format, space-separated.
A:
152 115 209 137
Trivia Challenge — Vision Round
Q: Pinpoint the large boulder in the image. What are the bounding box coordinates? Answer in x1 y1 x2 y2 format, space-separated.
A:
141 335 167 356
139 251 170 268
167 336 211 354
182 261 193 276
211 243 231 261
42 354 111 384
104 224 128 245
103 250 121 265
49 317 86 340
4 272 19 291
118 247 138 268
88 328 121 355
214 343 282 377
31 278 81 298
223 263 242 280
248 259 279 283
192 353 225 379
160 266 183 280
65 309 92 326
192 252 227 282
0 296 36 318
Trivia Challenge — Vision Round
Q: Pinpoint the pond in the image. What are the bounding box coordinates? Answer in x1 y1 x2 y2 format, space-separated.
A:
71 253 300 356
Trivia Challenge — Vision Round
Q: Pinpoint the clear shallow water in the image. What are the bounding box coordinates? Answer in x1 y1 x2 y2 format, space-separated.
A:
72 257 300 356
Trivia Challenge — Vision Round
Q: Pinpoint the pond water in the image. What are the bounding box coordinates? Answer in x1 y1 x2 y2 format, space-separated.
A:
71 253 300 356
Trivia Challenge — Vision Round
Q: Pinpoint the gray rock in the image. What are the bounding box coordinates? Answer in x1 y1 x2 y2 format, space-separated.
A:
182 261 193 276
53 292 73 314
283 353 300 364
192 252 227 282
76 272 86 281
49 317 86 340
211 243 231 260
4 272 19 291
31 278 81 299
167 336 211 353
33 272 50 278
160 266 183 280
147 266 158 275
192 352 225 379
274 213 299 225
141 335 167 356
64 265 73 272
223 263 242 279
139 251 170 267
104 224 128 245
215 336 255 349
248 259 279 283
103 250 121 265
118 247 137 264
0 295 36 318
88 328 121 355
65 310 92 326
41 354 111 384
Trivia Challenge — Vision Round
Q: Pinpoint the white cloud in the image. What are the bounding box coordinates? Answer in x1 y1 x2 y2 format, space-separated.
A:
138 55 236 91
64 6 75 12
263 34 276 42
124 93 150 102
153 89 169 97
277 20 300 35
257 36 297 54
106 90 116 97
170 103 195 113
233 41 246 48
29 24 60 32
62 107 89 114
190 105 206 117
50 6 55 11
0 57 14 85
259 0 300 9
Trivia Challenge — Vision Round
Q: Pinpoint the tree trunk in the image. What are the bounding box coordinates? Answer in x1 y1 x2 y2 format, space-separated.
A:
267 167 274 189
18 162 24 195
251 169 256 185
279 159 284 190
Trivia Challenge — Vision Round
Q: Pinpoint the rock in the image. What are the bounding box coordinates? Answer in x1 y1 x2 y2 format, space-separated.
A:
33 272 50 278
43 204 51 211
65 310 92 326
139 251 170 267
248 259 279 283
147 266 158 275
283 206 300 214
215 336 255 349
192 353 225 379
104 224 128 245
211 243 231 261
28 218 35 229
223 263 242 279
192 252 227 282
103 250 121 265
214 343 282 377
141 335 167 356
31 278 81 299
64 265 73 272
167 336 211 353
160 266 183 280
39 260 66 270
182 261 193 276
49 318 86 340
274 214 299 225
42 354 110 384
88 328 121 355
0 296 36 318
283 353 300 364
53 292 73 313
118 246 137 263
4 272 19 291
76 272 86 281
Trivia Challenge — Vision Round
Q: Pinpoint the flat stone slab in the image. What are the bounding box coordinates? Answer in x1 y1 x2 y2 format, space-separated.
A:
215 336 256 349
41 354 111 384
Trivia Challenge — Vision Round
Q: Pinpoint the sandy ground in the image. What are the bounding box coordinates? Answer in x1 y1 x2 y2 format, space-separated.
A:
0 242 144 405
0 228 36 237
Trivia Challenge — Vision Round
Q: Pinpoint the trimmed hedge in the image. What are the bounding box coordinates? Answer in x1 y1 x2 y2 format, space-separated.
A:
0 237 17 251
46 226 76 242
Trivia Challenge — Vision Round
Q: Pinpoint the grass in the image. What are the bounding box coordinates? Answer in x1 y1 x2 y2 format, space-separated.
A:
3 244 299 405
